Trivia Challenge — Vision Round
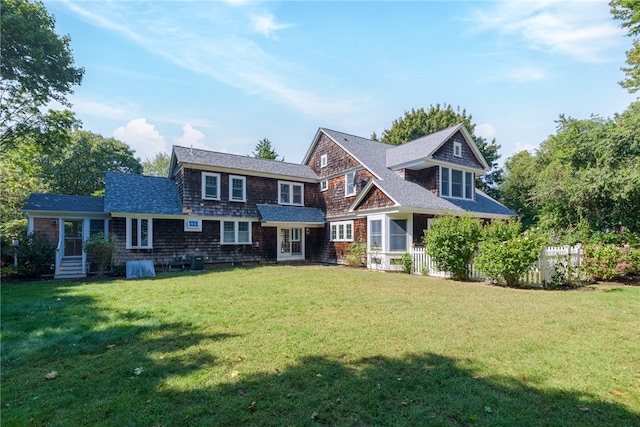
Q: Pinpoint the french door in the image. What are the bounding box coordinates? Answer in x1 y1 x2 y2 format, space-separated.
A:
278 227 304 261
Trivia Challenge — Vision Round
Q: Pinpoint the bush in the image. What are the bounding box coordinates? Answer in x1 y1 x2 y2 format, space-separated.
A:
423 214 482 281
401 252 413 274
83 232 116 277
344 239 367 268
475 220 546 287
582 243 640 281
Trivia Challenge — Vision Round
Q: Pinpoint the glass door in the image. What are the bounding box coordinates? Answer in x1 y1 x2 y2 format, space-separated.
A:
63 220 83 257
278 227 304 261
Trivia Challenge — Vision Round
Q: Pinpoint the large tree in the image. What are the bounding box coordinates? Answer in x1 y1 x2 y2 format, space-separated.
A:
252 138 283 161
142 152 170 177
500 102 640 237
39 130 142 195
611 0 640 92
380 104 503 199
0 0 84 148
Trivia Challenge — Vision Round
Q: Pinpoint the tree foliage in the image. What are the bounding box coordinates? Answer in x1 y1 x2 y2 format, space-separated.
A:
500 102 640 239
423 214 483 281
39 130 142 195
474 220 545 287
142 152 170 177
611 0 640 92
380 104 503 199
252 138 283 161
0 0 84 148
83 232 116 277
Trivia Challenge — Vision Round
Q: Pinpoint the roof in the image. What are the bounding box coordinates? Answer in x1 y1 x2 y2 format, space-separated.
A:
256 204 325 224
105 172 184 215
24 194 105 213
318 128 514 218
172 145 318 181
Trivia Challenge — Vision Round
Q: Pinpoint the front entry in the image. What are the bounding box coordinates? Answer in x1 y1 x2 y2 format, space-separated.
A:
277 227 304 261
63 220 83 257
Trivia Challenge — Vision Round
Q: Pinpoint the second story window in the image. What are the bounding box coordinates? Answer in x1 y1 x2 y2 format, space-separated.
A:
229 175 246 202
202 172 221 200
320 180 328 191
279 181 304 206
320 154 328 168
441 166 473 200
345 171 356 197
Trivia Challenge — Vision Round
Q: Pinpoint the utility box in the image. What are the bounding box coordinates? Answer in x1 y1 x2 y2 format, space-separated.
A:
190 255 204 271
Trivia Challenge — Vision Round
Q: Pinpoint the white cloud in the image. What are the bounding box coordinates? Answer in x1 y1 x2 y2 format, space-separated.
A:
250 13 290 38
475 123 496 140
70 97 132 119
468 1 624 63
113 118 167 159
503 65 547 83
175 124 208 150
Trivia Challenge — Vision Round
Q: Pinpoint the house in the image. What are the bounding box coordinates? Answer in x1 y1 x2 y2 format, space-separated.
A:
23 124 515 278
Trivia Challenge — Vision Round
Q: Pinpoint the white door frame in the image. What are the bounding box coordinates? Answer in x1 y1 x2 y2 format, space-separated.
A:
277 226 305 261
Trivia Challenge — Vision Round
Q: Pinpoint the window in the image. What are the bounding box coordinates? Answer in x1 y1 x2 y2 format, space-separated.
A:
441 166 473 200
89 219 105 237
184 219 202 232
389 219 407 252
320 180 328 191
202 172 220 200
127 218 152 249
454 141 462 157
279 181 304 206
370 219 382 250
345 171 356 197
229 175 246 202
441 167 450 197
221 221 251 244
320 154 328 168
330 221 354 242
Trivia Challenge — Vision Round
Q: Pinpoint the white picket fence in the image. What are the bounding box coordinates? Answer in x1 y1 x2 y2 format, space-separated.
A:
410 244 584 286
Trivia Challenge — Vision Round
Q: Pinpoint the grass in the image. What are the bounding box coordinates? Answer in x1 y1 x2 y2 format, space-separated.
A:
1 265 639 426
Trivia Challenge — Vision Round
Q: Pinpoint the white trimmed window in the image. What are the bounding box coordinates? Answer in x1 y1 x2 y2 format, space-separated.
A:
389 219 407 252
440 167 473 200
320 180 328 191
369 219 382 250
330 220 354 242
184 219 202 232
320 154 328 168
202 172 221 200
453 141 462 158
345 171 356 197
279 181 304 206
221 221 251 244
229 175 246 202
127 218 152 249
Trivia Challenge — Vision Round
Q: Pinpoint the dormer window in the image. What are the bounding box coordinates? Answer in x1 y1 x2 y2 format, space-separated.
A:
453 141 462 158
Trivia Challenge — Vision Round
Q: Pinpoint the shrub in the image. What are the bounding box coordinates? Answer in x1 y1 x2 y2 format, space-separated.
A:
582 243 640 281
400 252 413 274
344 239 367 268
423 214 482 281
83 232 116 276
475 220 546 287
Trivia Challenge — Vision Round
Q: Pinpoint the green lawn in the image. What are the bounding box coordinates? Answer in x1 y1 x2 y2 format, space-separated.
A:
2 265 639 426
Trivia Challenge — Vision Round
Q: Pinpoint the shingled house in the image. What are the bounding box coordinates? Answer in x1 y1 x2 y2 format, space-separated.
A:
24 124 514 278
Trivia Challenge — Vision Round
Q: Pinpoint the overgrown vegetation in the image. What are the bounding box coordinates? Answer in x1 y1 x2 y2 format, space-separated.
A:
1 219 55 278
582 243 640 282
423 214 482 281
2 266 639 426
400 252 413 274
344 238 367 267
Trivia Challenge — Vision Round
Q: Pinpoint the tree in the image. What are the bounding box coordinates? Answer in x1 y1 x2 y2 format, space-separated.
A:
422 214 483 281
380 104 503 199
1 0 84 148
611 0 640 92
252 138 283 161
500 151 539 228
39 130 142 195
142 152 170 177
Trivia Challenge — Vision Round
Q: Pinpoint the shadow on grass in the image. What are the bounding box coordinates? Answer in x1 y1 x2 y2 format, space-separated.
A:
2 281 639 426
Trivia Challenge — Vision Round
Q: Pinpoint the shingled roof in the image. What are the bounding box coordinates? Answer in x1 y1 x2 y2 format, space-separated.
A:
24 194 105 213
105 172 183 215
256 204 325 224
172 145 318 181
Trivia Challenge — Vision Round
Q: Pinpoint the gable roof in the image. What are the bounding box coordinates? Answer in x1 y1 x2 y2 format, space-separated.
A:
24 194 105 214
385 124 490 171
105 172 183 216
171 145 318 182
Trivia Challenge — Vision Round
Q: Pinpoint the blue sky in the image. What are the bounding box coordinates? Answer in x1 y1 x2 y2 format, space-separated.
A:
45 0 636 165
